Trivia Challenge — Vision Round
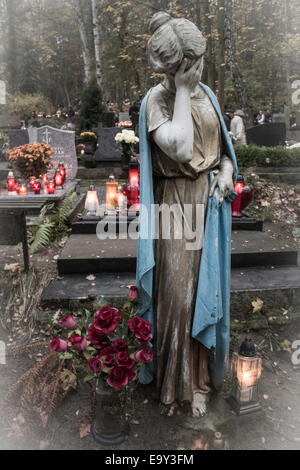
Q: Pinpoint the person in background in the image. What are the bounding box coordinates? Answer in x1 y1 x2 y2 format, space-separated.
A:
256 110 265 125
265 109 272 124
223 109 234 131
230 109 247 146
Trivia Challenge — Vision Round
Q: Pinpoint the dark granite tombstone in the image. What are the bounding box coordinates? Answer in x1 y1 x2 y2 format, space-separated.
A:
94 124 122 168
28 125 78 180
246 123 286 147
103 112 116 128
8 129 29 148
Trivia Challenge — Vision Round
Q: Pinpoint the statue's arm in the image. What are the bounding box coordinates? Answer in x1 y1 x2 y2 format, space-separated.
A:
209 155 234 205
152 58 203 164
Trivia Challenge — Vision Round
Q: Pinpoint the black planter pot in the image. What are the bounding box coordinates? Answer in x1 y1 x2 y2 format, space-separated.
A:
92 378 128 446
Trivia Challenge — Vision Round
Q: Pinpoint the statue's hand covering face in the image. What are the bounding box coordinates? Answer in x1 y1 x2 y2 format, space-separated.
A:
147 12 206 74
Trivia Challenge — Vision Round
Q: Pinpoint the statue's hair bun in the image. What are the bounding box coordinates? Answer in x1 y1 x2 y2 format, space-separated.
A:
149 12 172 35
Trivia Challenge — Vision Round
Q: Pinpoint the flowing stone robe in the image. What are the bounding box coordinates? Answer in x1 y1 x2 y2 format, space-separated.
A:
146 83 222 405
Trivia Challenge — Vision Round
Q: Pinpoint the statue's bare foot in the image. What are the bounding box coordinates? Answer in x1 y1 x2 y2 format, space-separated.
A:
159 402 177 417
191 390 209 417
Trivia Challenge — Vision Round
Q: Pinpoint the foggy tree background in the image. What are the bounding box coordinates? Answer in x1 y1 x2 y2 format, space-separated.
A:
0 0 299 119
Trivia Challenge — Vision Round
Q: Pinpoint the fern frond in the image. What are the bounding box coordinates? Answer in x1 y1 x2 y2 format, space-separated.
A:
34 203 55 226
57 191 77 225
29 221 55 254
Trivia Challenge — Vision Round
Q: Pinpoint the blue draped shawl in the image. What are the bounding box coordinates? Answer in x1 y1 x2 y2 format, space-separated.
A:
136 83 238 388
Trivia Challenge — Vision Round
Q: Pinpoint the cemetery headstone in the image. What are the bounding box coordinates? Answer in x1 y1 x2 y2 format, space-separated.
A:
103 112 116 128
246 123 286 147
28 125 78 180
272 113 285 124
8 129 29 148
94 124 122 167
119 112 130 123
296 112 300 128
0 115 21 129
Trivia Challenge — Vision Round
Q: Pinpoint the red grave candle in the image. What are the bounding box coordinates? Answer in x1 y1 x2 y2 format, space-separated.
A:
29 176 36 192
6 171 16 192
47 182 55 194
43 174 49 186
54 170 63 189
33 180 42 195
58 163 66 184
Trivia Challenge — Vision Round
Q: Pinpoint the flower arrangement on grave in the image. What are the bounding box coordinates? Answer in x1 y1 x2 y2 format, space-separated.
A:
49 287 153 391
79 131 98 142
6 143 54 180
115 129 139 164
116 121 133 128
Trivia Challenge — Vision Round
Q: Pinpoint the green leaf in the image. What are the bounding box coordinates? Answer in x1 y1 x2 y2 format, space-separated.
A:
59 352 73 360
84 374 96 383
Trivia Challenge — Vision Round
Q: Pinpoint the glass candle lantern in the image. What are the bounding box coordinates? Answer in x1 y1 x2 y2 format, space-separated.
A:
54 169 63 190
33 180 42 195
19 184 28 196
58 162 66 184
14 182 20 194
6 171 16 192
227 335 262 415
106 175 118 212
47 182 55 194
127 157 140 212
29 176 36 192
231 175 244 217
42 174 49 186
117 185 127 214
85 184 100 217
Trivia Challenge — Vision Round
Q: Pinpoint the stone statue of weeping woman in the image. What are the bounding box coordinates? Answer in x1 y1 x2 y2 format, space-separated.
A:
136 12 238 417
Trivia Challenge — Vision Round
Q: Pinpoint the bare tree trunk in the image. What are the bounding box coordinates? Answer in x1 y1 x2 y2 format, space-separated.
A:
73 0 91 83
6 0 18 93
91 0 103 92
217 0 225 114
224 0 251 126
203 0 215 91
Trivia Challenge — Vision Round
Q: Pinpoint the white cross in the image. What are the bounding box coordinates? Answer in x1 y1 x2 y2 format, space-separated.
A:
42 128 52 144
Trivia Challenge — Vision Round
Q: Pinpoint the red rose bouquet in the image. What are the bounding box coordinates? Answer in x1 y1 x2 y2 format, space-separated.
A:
50 287 153 391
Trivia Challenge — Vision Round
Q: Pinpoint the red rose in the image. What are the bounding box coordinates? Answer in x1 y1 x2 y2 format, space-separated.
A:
50 338 68 352
136 348 153 363
88 357 103 373
69 334 87 352
107 366 135 390
87 325 110 349
94 306 121 334
116 351 135 369
59 314 77 329
128 316 153 345
129 285 138 300
99 347 116 368
112 339 128 351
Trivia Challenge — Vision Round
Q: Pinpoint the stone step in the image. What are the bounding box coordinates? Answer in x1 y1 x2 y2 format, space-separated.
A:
41 265 300 310
57 230 298 275
72 214 263 234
